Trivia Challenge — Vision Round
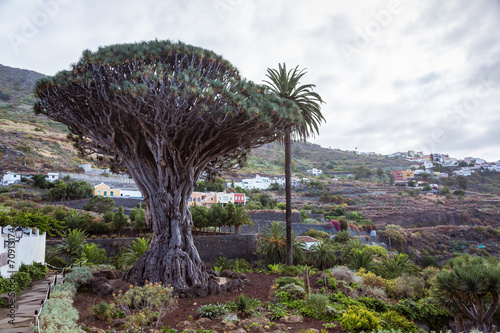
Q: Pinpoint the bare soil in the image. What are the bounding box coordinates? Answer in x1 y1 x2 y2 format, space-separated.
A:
75 272 343 332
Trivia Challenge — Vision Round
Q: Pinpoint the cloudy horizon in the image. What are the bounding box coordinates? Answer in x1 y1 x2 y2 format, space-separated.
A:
1 0 499 162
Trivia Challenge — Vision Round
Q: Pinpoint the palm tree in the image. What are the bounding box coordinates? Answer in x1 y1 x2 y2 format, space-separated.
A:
309 240 336 270
258 221 305 265
348 248 374 271
55 229 88 263
374 253 417 279
230 205 254 235
264 63 325 266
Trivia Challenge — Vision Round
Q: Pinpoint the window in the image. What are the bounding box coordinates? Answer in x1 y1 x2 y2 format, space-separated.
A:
104 190 107 196
97 189 101 195
110 191 114 197
189 197 192 201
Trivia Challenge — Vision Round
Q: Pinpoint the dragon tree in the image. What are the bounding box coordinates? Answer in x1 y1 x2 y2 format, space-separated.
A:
34 40 302 291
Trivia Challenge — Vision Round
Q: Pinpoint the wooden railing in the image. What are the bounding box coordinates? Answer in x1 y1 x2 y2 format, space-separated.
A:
33 260 87 332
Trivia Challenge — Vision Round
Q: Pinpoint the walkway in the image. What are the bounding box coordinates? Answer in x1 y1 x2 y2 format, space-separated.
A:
0 272 55 333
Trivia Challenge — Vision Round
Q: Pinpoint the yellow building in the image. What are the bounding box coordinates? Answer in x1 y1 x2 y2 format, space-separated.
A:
93 182 121 197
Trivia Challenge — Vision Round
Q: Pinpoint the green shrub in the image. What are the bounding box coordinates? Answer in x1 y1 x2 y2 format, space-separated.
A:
231 294 262 314
197 302 230 320
357 296 388 313
279 265 303 277
114 281 176 332
19 262 48 281
90 301 122 322
274 276 304 289
63 266 93 287
267 302 288 320
10 271 32 292
38 291 84 333
304 293 329 315
380 310 421 332
303 229 330 240
340 305 381 333
278 283 305 301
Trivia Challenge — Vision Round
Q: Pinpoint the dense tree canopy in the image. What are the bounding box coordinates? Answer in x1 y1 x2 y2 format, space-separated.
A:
34 40 302 291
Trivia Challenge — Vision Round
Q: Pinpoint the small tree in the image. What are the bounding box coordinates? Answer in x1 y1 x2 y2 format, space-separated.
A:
32 174 49 189
83 196 115 214
208 203 228 233
433 255 500 333
230 205 253 235
113 206 128 234
456 175 468 190
190 204 209 231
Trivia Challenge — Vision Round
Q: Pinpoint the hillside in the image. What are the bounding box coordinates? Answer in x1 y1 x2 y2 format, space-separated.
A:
241 141 413 176
0 64 83 172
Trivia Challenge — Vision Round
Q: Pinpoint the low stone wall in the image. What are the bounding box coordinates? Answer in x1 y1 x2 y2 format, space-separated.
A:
47 234 259 264
247 211 302 223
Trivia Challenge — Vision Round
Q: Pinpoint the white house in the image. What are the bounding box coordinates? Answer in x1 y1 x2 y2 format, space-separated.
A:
1 171 21 185
307 168 323 176
423 161 434 170
46 172 59 182
234 175 272 190
120 188 143 199
217 192 234 205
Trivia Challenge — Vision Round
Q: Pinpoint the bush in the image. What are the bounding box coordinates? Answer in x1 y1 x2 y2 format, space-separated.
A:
385 275 425 300
82 196 115 213
197 302 230 320
304 293 329 315
10 271 32 292
38 293 84 333
329 266 361 285
333 230 351 243
279 265 303 277
380 310 421 332
274 276 304 289
303 229 330 240
340 305 381 333
357 296 388 313
114 282 176 332
278 283 305 301
231 294 262 314
357 269 386 288
19 262 48 281
63 266 93 287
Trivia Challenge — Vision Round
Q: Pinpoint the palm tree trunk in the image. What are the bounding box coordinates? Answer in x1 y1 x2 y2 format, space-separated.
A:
285 128 293 266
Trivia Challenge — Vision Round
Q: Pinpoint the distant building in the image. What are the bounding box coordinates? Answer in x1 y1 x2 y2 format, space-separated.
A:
46 172 59 182
307 168 323 176
393 170 414 181
94 182 120 197
1 171 21 185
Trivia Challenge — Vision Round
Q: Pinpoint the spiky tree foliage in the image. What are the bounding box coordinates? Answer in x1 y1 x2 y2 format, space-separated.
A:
34 40 302 290
56 229 88 262
374 253 417 279
258 221 305 265
433 255 500 333
308 240 336 270
123 238 151 267
348 248 374 271
264 63 325 266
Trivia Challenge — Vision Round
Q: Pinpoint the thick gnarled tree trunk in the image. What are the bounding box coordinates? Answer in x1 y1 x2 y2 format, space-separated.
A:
123 163 207 290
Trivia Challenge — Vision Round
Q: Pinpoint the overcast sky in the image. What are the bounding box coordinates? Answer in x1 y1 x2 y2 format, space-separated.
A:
1 0 499 162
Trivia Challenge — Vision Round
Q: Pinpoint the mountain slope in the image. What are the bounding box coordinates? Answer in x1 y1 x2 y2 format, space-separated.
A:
0 64 83 172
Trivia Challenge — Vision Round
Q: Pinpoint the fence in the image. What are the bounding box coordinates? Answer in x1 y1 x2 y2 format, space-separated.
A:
0 225 46 278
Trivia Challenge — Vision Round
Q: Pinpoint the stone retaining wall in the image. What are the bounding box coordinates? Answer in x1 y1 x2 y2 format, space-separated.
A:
47 234 259 264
